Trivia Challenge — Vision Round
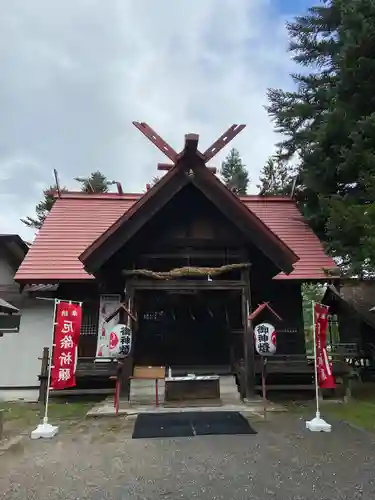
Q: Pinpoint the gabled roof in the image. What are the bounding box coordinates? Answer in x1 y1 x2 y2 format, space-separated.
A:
79 156 299 275
14 192 338 283
323 283 375 330
0 297 19 314
0 234 29 268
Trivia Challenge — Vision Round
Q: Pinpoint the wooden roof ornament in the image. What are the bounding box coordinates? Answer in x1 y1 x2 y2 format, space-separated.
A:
202 124 246 162
132 122 179 163
133 121 245 174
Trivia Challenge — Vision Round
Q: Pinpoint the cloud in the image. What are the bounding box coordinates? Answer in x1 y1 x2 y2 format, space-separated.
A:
0 0 296 241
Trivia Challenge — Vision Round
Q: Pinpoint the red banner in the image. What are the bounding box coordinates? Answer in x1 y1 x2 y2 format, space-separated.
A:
51 301 82 390
314 303 336 389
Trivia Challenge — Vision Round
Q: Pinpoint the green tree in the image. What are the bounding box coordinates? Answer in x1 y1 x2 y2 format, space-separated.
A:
302 283 325 353
257 149 296 195
266 0 375 275
220 148 249 195
75 170 113 193
21 184 67 230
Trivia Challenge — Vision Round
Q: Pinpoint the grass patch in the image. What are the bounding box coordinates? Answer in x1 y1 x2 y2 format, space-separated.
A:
0 400 92 422
0 399 95 439
286 382 375 433
323 400 375 432
0 402 41 428
289 400 375 433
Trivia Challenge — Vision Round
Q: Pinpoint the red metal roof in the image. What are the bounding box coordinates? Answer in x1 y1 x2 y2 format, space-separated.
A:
15 192 338 283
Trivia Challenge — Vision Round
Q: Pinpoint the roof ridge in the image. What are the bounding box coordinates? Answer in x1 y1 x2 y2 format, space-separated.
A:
239 195 294 202
56 192 142 200
55 192 294 202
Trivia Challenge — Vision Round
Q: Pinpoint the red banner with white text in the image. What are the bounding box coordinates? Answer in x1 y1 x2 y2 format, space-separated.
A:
314 302 336 389
51 301 82 390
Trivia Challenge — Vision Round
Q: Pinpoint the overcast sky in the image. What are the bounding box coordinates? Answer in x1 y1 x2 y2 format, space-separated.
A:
0 0 307 242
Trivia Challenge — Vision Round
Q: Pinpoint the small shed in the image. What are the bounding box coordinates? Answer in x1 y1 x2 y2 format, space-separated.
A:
322 283 375 359
0 297 21 336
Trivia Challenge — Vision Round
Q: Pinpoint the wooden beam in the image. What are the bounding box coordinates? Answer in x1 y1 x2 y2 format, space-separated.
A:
126 279 245 291
154 237 244 248
158 163 217 174
203 124 246 162
241 267 255 398
157 163 175 171
138 250 245 260
183 133 199 159
120 286 136 399
132 121 178 162
207 166 217 174
104 303 137 324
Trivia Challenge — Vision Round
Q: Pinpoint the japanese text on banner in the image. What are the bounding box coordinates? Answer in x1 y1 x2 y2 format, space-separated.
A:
51 301 82 390
314 303 336 389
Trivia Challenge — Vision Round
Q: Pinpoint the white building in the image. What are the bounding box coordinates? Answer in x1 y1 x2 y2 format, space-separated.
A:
0 235 54 401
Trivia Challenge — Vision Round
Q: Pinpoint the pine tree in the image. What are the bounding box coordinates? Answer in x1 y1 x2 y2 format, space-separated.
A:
21 184 67 230
22 169 113 231
266 0 375 275
220 148 249 195
75 170 113 193
257 149 295 195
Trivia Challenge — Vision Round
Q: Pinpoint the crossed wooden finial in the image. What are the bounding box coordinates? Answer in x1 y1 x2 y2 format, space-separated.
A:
132 121 246 174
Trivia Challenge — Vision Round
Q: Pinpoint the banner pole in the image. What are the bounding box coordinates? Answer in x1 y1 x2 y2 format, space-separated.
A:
43 298 59 424
31 298 60 439
311 300 320 418
306 301 332 432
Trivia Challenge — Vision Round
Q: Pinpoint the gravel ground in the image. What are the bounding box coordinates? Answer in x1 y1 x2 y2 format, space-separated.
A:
0 412 374 500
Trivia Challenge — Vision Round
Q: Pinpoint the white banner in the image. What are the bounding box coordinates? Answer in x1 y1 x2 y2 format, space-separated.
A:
95 294 121 361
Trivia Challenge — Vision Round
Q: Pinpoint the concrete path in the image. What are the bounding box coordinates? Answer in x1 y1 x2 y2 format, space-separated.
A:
86 397 283 417
0 413 374 499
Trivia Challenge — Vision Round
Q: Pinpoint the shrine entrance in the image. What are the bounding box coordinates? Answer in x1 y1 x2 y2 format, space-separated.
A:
133 288 242 370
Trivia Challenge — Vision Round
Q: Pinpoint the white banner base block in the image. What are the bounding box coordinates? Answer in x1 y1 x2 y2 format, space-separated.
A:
306 416 332 432
31 422 59 440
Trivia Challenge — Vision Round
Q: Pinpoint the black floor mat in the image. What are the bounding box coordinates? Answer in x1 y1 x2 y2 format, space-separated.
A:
132 411 257 439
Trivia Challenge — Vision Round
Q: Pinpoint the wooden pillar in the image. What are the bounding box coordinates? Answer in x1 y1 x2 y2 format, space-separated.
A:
38 347 49 405
241 268 255 398
0 409 3 440
120 283 135 399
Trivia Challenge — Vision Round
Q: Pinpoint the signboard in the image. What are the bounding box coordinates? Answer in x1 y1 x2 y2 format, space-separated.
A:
254 322 276 355
95 294 121 360
51 301 82 390
314 303 336 389
108 323 132 357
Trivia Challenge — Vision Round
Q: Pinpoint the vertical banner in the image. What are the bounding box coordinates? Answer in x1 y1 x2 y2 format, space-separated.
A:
314 303 336 389
51 301 82 390
95 294 121 360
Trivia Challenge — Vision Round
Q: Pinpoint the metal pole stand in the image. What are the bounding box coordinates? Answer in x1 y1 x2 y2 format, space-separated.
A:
306 301 332 433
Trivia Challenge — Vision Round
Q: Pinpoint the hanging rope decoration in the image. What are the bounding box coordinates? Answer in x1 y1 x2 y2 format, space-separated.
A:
122 263 250 280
